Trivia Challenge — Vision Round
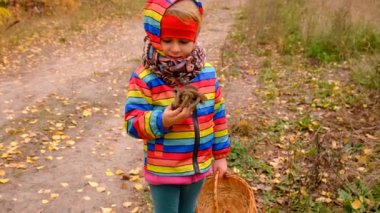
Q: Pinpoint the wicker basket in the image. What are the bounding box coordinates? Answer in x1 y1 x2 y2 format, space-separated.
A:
196 171 258 213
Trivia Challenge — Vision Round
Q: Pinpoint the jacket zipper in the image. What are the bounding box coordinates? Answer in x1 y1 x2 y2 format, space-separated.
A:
192 108 200 174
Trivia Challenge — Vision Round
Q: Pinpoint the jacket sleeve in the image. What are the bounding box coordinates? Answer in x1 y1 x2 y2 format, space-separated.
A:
212 80 231 159
124 71 169 139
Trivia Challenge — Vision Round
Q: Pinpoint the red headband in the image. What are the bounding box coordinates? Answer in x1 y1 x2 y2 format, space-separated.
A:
161 15 198 42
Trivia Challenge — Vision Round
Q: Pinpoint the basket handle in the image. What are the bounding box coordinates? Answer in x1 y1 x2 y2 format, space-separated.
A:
213 170 219 213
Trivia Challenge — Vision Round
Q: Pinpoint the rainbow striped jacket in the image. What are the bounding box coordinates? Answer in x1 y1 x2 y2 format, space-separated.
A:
124 63 230 178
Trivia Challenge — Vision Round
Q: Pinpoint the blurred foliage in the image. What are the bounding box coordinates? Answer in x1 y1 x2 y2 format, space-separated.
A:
239 0 380 63
0 0 11 27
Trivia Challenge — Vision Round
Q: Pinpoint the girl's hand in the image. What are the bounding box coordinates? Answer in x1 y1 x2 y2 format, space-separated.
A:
213 158 228 178
162 105 192 129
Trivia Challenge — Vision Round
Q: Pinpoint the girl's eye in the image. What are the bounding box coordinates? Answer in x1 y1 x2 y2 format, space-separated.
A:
162 39 173 43
179 40 190 44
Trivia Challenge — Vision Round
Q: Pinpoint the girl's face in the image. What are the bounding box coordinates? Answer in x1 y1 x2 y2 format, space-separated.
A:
161 38 195 59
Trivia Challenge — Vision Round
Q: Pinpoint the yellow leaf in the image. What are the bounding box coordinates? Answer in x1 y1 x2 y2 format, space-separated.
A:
130 176 140 182
363 148 373 155
123 202 132 208
51 193 59 199
0 169 5 176
61 182 69 188
357 155 368 164
134 184 143 191
101 207 113 213
55 123 64 128
46 156 53 160
29 119 38 124
77 189 84 193
365 134 377 140
0 178 10 184
82 109 92 117
42 199 49 204
56 156 63 160
52 135 61 140
96 187 106 192
84 175 93 179
65 140 76 146
36 166 45 170
105 169 114 177
351 199 361 209
7 163 27 169
128 168 140 175
115 170 125 175
88 181 99 187
10 141 18 146
20 134 29 138
131 207 139 213
83 196 91 201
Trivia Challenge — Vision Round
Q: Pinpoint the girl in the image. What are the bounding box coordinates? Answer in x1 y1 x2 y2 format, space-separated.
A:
124 0 230 212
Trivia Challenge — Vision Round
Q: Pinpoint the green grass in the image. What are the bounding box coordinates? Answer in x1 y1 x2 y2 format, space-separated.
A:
0 0 145 49
351 55 380 89
242 0 380 63
223 1 380 211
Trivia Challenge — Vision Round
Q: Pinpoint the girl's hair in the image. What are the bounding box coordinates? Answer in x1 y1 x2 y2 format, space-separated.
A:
165 0 202 26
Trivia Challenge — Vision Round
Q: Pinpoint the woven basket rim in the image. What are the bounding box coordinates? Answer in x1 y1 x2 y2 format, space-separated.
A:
196 172 258 213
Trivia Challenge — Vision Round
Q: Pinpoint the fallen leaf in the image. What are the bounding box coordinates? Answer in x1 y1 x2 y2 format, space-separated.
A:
51 193 59 199
82 109 92 117
131 207 139 213
65 140 76 146
36 166 45 170
84 175 93 179
52 135 61 140
29 119 38 124
128 168 140 175
83 196 91 201
365 134 377 140
88 181 99 187
123 202 133 208
42 199 49 204
105 169 114 177
351 199 361 209
363 148 373 155
38 189 51 194
0 178 10 184
60 182 69 188
0 169 5 176
130 176 140 182
134 184 143 191
101 207 113 213
115 170 125 175
96 187 106 192
7 163 27 169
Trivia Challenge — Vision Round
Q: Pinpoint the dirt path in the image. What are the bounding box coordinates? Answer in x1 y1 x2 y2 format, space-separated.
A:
0 1 241 212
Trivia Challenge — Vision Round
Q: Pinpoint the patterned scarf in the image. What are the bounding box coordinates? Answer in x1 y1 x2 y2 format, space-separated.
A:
142 37 206 87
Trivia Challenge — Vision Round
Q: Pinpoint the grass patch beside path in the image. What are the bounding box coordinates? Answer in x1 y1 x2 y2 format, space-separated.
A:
242 0 380 64
0 0 145 51
221 1 380 212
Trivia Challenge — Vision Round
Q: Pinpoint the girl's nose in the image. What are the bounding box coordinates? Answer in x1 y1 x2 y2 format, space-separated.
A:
171 42 181 53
